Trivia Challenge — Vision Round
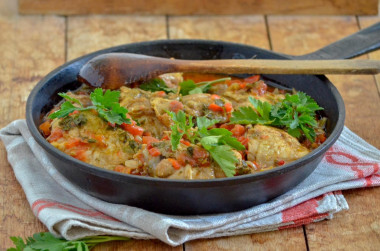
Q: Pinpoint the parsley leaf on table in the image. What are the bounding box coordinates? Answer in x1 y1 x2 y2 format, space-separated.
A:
49 88 131 126
230 92 323 141
7 232 130 251
139 78 175 93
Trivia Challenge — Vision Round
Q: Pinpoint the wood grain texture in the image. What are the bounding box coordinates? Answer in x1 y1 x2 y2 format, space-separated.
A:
169 16 270 49
18 0 378 15
186 228 306 251
67 15 167 60
168 15 307 250
359 16 380 96
268 16 380 250
0 15 65 249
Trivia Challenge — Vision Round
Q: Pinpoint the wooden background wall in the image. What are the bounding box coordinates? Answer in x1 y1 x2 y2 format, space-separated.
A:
18 0 379 15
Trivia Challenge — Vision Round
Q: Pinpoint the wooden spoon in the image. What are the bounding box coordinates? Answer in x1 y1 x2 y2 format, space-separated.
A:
78 52 380 90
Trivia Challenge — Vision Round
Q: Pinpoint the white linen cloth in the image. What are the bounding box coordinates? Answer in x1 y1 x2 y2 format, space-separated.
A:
1 120 379 246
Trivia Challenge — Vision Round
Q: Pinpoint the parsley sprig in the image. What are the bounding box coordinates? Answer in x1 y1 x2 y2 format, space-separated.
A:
7 232 130 251
230 92 323 141
168 111 245 177
179 77 231 96
139 78 175 93
49 88 131 126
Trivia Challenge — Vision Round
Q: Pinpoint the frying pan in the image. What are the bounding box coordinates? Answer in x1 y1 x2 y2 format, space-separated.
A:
26 22 380 215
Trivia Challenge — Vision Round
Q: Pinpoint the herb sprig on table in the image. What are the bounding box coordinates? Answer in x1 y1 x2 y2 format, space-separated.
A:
49 88 131 125
168 111 245 177
8 232 130 251
230 92 323 141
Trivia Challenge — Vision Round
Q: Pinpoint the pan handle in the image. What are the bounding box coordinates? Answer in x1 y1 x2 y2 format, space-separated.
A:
294 22 380 60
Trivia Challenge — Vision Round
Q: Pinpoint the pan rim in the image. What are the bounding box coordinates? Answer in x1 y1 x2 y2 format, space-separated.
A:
26 39 345 187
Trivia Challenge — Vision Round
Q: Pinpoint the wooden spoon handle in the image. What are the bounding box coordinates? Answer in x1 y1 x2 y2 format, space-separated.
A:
175 59 380 75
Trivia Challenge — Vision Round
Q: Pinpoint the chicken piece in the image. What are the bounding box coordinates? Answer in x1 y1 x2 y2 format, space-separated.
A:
181 93 230 123
223 89 285 109
150 97 175 127
119 87 169 137
247 125 310 169
119 87 155 117
158 72 184 88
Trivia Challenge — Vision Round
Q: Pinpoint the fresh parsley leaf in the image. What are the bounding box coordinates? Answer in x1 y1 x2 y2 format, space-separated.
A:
168 111 244 177
139 78 174 93
7 232 130 251
167 110 195 150
230 92 323 142
49 88 131 126
49 101 87 119
196 117 219 135
206 145 238 178
179 77 231 96
179 80 197 96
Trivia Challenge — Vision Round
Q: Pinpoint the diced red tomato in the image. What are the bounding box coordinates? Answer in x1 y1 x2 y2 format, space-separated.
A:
48 128 63 142
219 123 234 130
277 160 285 166
108 122 116 127
169 100 184 113
239 82 247 89
231 124 245 137
94 135 107 148
39 120 52 136
148 147 161 157
161 134 170 140
69 110 80 116
177 152 197 166
64 138 89 149
121 123 144 136
72 149 87 161
156 91 166 97
317 134 327 144
180 138 191 146
142 136 159 146
168 158 181 170
224 103 233 113
238 136 249 149
114 165 131 174
211 94 221 100
244 75 260 83
208 103 224 113
192 146 209 160
143 131 152 136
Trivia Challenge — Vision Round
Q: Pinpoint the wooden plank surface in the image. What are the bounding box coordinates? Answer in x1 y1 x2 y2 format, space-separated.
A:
169 15 307 250
268 15 380 250
67 15 167 60
0 15 65 249
18 0 378 15
359 16 380 95
1 5 380 251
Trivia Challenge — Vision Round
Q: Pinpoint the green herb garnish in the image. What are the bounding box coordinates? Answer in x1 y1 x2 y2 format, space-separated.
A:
179 77 231 96
7 232 130 251
168 111 244 177
49 88 131 126
230 92 323 141
139 78 174 93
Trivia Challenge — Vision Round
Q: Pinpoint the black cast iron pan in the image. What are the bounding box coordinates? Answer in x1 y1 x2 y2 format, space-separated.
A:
26 22 380 215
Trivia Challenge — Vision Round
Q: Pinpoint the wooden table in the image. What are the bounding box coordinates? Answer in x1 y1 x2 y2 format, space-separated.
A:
1 2 379 250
